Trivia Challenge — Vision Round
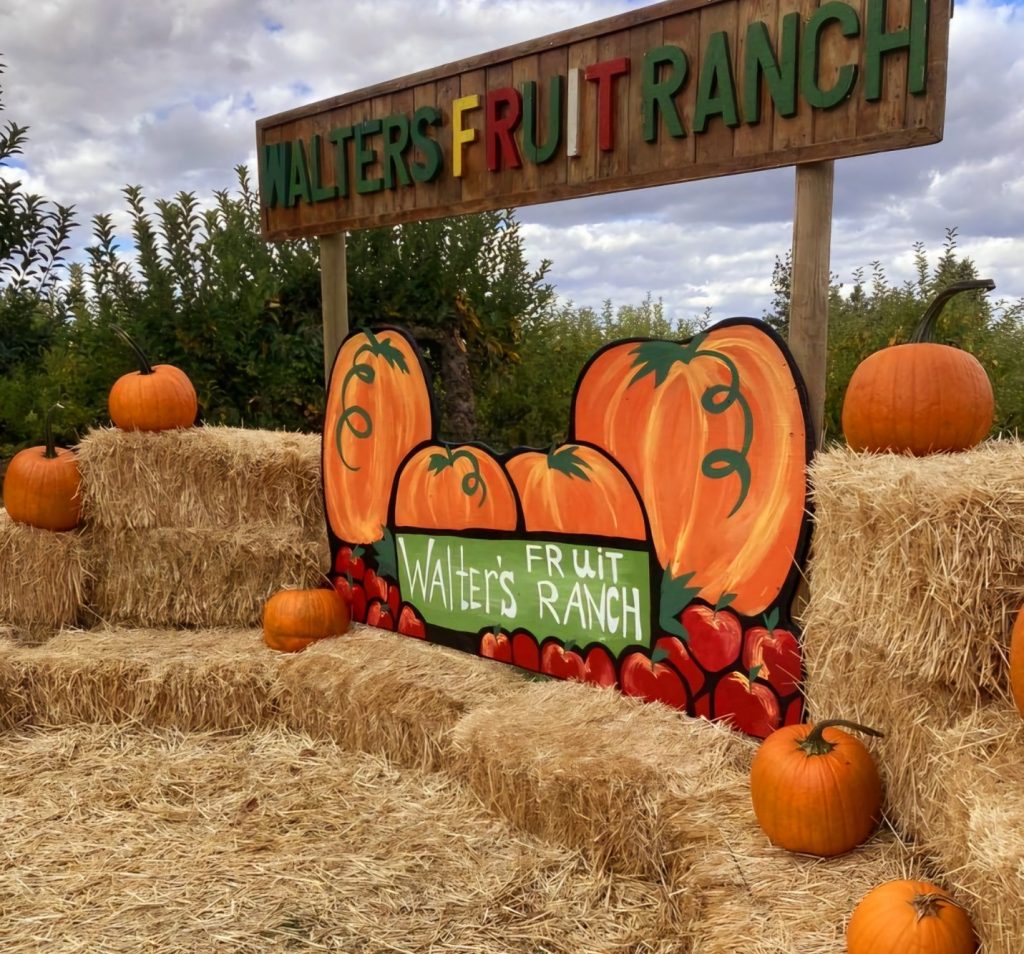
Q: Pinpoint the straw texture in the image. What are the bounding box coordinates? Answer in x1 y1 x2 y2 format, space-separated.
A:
0 508 91 631
76 425 324 532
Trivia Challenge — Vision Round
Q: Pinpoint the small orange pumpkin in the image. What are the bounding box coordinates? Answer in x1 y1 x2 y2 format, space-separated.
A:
1009 609 1024 718
750 718 883 857
2 403 82 531
847 880 977 954
108 324 198 431
506 443 647 540
842 279 995 455
262 587 351 653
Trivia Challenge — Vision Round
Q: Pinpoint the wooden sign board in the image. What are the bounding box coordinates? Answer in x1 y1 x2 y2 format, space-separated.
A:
257 0 948 240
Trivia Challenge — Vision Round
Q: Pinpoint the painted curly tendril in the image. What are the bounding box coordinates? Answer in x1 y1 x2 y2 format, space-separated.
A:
430 447 488 507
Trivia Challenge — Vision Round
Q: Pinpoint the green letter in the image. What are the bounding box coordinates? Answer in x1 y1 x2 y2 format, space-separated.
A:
287 139 312 207
642 45 688 141
801 1 860 110
309 134 338 203
865 0 928 101
410 106 443 182
521 76 564 164
694 32 740 133
259 142 290 208
744 15 799 122
354 119 383 195
329 126 355 198
381 113 412 190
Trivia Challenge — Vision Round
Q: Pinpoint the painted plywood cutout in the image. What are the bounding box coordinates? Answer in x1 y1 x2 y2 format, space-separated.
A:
323 320 813 738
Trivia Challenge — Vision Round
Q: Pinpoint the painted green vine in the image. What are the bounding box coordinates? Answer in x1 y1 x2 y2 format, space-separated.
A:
429 447 488 507
630 335 753 517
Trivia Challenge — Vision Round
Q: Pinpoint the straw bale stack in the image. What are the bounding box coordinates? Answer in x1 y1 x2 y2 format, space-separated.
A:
275 625 529 771
76 425 323 532
0 508 91 632
0 722 683 954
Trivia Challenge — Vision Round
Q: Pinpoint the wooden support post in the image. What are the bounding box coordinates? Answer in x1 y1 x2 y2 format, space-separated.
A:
319 232 349 385
789 161 834 449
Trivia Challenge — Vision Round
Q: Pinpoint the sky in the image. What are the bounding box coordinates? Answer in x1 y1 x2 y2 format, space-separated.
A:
1 0 1022 323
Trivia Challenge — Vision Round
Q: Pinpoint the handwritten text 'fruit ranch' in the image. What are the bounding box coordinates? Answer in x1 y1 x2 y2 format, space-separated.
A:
260 0 929 208
396 534 651 646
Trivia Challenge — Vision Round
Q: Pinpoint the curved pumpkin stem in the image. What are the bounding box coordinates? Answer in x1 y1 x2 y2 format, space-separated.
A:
799 719 883 756
111 323 155 375
911 892 958 922
909 278 995 345
43 402 64 460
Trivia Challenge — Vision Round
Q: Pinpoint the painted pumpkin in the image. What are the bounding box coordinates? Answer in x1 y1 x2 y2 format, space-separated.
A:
2 404 81 531
842 279 995 455
108 324 197 431
394 443 518 531
1010 608 1024 718
506 443 647 540
847 880 977 954
750 719 883 857
323 328 433 545
263 587 351 653
573 319 809 616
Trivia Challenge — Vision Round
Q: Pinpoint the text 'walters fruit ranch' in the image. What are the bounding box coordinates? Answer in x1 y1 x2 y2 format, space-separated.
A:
257 0 948 238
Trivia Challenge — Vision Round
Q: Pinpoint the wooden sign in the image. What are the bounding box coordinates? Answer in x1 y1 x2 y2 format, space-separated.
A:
257 0 948 240
323 321 813 739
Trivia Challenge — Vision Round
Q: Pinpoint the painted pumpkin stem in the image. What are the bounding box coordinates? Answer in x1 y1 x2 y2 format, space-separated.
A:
43 402 64 460
800 719 883 756
909 278 995 345
111 323 155 375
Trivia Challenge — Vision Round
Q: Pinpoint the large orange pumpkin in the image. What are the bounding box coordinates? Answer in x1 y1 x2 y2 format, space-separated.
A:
750 719 883 857
1010 609 1024 718
263 587 351 653
108 325 198 431
847 880 977 954
323 328 433 545
394 444 518 531
842 279 995 455
572 320 808 615
506 443 647 540
2 404 81 531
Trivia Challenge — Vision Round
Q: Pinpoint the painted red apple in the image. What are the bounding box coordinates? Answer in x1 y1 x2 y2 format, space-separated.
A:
365 600 395 631
480 630 513 662
681 604 742 672
385 582 401 621
619 652 689 711
742 626 802 697
583 646 617 688
511 631 541 672
362 568 388 604
654 635 705 697
541 642 586 681
334 577 367 623
784 696 804 726
333 545 365 581
397 605 426 639
713 671 781 739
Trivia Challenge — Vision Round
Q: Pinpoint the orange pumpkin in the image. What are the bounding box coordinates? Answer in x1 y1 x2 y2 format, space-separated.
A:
750 719 883 857
847 880 977 954
573 320 808 616
108 325 198 431
506 443 647 540
842 279 995 455
2 404 82 531
1010 609 1024 718
394 444 518 531
323 328 433 545
263 587 351 653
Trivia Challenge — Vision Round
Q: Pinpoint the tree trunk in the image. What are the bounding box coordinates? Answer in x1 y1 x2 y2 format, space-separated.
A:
437 324 478 442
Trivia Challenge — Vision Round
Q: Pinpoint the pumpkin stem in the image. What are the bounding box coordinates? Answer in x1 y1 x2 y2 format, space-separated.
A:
909 278 995 345
43 402 64 460
799 719 883 756
911 892 957 921
111 323 155 375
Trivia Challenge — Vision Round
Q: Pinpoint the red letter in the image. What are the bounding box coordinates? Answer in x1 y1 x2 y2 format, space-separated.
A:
584 57 630 151
486 87 523 172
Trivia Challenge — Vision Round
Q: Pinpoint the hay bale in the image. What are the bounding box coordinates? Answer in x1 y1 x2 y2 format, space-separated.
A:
0 508 91 631
76 425 323 532
87 524 328 627
451 679 756 879
3 627 276 730
0 722 683 953
274 625 529 771
806 442 1024 703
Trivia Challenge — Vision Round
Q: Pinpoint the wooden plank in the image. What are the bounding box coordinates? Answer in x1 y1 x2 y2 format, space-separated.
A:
733 0 778 158
320 233 349 385
695 0 740 167
789 160 834 447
